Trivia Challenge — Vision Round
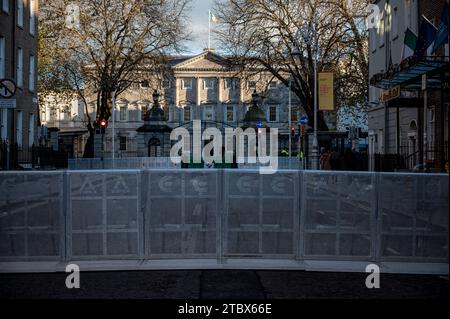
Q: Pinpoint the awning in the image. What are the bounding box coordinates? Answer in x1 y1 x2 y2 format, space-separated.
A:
370 56 449 89
58 128 88 136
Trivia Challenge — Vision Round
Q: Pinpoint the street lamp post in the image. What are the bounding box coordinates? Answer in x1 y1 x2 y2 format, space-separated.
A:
288 79 292 161
112 87 117 168
312 44 319 170
293 18 320 170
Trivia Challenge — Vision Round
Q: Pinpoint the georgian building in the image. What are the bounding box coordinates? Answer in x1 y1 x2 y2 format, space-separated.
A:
368 0 449 171
40 49 304 158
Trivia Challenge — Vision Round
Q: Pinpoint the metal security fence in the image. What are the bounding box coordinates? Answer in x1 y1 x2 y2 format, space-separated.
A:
68 158 181 170
224 171 299 258
68 157 304 170
0 172 64 261
67 171 142 260
302 172 376 260
0 170 448 272
378 174 449 261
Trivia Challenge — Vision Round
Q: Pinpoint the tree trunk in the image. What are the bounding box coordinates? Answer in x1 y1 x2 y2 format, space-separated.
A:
82 125 95 158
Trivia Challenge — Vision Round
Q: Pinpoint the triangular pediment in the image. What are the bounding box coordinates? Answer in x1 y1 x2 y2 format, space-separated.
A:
172 51 230 70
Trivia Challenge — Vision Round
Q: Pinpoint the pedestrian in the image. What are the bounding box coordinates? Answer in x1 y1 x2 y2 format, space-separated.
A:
330 147 340 170
343 148 356 170
320 148 332 170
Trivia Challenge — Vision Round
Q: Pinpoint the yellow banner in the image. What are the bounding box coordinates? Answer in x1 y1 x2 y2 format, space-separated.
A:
318 72 334 111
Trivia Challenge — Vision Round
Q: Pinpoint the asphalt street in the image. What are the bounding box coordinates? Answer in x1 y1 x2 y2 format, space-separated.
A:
0 270 448 299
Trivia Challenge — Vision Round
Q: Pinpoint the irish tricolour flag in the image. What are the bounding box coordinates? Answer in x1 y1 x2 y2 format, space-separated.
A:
402 28 418 61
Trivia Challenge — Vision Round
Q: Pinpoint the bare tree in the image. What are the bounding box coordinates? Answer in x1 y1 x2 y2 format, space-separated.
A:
214 0 369 130
39 0 191 156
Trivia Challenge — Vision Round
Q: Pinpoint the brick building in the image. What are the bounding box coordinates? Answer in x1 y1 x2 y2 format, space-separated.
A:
0 0 38 148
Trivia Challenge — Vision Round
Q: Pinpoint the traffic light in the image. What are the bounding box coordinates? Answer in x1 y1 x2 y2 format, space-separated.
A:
99 118 108 134
291 126 295 137
300 125 306 137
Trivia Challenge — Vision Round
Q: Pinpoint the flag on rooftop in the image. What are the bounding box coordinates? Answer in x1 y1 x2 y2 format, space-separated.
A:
414 16 438 57
432 2 449 54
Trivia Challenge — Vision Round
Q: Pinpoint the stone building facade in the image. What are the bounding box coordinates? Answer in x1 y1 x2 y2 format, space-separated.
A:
40 49 304 158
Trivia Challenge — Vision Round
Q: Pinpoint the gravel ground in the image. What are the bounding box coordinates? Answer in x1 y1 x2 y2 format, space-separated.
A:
0 270 448 299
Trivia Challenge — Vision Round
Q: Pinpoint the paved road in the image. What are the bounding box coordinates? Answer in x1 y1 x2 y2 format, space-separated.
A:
0 270 448 299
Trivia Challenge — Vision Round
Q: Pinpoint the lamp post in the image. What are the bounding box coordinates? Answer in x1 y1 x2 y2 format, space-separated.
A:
288 79 292 160
112 86 117 167
292 19 319 170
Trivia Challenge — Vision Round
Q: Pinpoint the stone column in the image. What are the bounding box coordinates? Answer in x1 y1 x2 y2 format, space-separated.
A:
196 77 202 106
174 77 179 107
217 77 221 122
196 77 202 120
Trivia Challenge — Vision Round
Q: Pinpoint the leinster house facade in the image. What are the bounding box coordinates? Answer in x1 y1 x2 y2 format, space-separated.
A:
40 49 303 159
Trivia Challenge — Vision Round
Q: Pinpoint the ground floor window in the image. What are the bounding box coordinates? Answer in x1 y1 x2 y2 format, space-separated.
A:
119 136 127 151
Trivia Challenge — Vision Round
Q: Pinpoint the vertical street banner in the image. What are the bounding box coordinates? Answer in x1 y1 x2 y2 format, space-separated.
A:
318 72 334 111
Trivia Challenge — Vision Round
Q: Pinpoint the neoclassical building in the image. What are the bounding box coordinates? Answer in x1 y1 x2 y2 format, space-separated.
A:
40 49 304 158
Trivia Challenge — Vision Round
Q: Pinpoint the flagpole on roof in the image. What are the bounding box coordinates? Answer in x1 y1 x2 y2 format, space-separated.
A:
208 10 211 49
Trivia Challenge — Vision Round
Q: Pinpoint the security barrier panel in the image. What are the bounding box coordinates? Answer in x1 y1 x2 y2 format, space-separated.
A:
0 170 448 271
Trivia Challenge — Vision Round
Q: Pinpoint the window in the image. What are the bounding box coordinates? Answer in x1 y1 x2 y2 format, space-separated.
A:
2 0 9 13
119 106 127 121
181 78 192 90
183 106 191 121
204 78 215 90
17 0 24 28
224 78 235 90
370 28 377 52
378 17 385 47
29 0 36 35
16 111 23 146
17 48 23 87
1 109 7 141
0 36 5 79
268 106 277 122
291 108 298 123
29 55 35 92
141 105 147 120
28 113 34 146
405 0 412 30
225 106 235 122
391 7 398 39
203 106 215 121
119 136 127 151
268 81 277 89
248 81 256 89
50 107 57 121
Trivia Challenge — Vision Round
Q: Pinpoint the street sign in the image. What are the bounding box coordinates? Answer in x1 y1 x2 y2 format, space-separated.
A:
381 86 400 102
0 99 16 109
299 116 309 125
0 79 17 98
256 121 263 128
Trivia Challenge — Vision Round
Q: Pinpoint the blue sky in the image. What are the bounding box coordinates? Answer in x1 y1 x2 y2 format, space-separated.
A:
186 0 217 54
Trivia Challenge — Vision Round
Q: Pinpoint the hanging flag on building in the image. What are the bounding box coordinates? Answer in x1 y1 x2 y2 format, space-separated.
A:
318 72 334 111
432 2 449 54
401 28 418 61
414 16 438 57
